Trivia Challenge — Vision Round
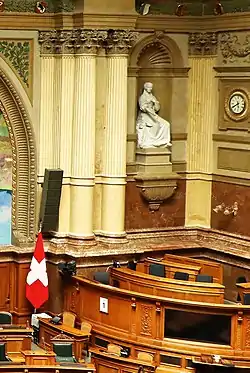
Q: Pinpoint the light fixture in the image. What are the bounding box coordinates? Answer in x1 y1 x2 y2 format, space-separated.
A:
138 2 151 15
214 1 224 15
213 202 238 216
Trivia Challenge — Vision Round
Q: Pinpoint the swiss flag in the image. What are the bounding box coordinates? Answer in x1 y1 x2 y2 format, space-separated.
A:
26 232 49 309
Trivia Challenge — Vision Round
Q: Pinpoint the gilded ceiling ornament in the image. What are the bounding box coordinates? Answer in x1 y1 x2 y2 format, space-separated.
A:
188 32 218 56
220 33 250 64
105 30 139 55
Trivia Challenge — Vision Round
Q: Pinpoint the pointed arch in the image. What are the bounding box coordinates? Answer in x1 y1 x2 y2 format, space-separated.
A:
0 69 37 246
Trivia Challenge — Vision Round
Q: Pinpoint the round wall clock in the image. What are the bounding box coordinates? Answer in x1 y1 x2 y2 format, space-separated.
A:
225 90 249 121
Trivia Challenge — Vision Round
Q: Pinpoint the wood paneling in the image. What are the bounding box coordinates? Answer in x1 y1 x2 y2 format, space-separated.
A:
63 275 250 369
109 268 225 303
0 263 10 311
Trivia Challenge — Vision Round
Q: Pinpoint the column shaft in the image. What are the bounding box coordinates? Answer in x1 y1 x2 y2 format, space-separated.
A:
38 56 55 175
101 55 128 237
53 55 75 234
70 54 96 239
185 57 217 227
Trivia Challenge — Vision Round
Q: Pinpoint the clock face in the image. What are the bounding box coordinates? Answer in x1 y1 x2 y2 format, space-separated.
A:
225 90 249 121
229 93 246 115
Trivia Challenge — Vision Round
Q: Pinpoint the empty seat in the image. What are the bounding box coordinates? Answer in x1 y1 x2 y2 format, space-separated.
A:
196 274 213 283
149 264 165 278
62 311 76 328
0 312 12 325
174 272 189 281
93 272 110 285
127 261 137 271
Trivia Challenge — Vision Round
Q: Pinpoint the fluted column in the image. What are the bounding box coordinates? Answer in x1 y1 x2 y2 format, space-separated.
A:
38 56 55 176
185 33 218 228
70 31 107 240
39 31 75 235
100 31 137 239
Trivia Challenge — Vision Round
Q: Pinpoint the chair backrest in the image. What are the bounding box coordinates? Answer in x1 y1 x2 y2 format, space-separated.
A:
196 274 213 283
107 343 121 356
93 272 110 285
244 294 250 305
127 261 137 271
137 351 153 362
62 311 76 328
80 321 92 334
149 264 165 278
0 343 6 361
174 272 189 281
53 343 73 357
237 276 247 284
0 312 12 325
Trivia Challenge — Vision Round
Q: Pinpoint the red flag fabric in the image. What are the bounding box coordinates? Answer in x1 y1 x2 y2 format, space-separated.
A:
26 232 49 309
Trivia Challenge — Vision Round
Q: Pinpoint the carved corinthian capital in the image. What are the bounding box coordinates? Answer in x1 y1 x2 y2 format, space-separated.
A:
105 30 139 55
76 30 108 54
39 29 108 55
188 32 218 56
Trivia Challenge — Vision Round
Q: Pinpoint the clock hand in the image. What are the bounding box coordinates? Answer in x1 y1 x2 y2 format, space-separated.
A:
232 103 239 108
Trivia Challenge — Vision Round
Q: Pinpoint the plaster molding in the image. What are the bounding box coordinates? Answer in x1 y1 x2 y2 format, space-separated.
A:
38 29 108 55
188 32 218 56
105 29 139 55
219 32 250 64
0 69 36 245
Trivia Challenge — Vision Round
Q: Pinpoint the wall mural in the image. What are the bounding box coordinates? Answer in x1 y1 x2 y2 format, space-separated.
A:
135 0 250 16
0 112 11 245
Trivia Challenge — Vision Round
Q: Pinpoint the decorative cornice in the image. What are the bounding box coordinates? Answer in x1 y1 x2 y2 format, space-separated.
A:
188 32 218 56
219 32 250 64
105 29 139 55
38 29 108 55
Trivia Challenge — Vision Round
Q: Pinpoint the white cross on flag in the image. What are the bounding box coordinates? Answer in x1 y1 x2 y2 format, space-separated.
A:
26 232 49 309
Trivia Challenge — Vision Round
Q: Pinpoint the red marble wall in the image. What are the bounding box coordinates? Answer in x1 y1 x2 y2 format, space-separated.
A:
211 181 250 237
125 179 186 230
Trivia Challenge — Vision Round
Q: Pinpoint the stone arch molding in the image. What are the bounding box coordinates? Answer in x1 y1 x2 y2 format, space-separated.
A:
129 33 184 68
0 69 36 246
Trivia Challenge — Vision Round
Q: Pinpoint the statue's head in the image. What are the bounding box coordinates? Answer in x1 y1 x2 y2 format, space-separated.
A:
144 82 153 93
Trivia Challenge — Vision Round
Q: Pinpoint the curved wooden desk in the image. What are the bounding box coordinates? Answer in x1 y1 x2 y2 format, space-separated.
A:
109 267 225 303
63 276 250 372
0 364 95 372
38 319 90 361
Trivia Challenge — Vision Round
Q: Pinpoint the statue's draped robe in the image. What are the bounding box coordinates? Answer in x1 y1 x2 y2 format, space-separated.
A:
136 91 171 149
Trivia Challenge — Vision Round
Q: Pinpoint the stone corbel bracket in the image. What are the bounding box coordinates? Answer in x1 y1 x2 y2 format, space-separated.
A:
134 173 180 212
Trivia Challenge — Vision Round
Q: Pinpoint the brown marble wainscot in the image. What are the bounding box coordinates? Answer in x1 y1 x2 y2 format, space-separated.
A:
125 178 186 230
211 181 250 237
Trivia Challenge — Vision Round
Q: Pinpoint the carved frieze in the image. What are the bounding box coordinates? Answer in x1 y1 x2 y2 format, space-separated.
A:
219 32 250 64
245 316 250 349
140 304 153 336
39 29 108 55
39 29 138 55
188 33 218 56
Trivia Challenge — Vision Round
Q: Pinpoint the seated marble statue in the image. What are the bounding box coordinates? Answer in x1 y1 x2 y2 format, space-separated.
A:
136 82 171 149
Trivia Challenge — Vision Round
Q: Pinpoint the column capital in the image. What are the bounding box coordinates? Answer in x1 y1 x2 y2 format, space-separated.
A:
38 29 108 55
188 32 218 56
105 30 139 55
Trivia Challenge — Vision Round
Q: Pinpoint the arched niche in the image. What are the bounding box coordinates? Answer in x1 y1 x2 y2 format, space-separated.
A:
127 34 188 166
0 69 37 246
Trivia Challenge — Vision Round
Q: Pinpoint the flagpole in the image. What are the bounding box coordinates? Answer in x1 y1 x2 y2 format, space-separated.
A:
34 221 42 316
